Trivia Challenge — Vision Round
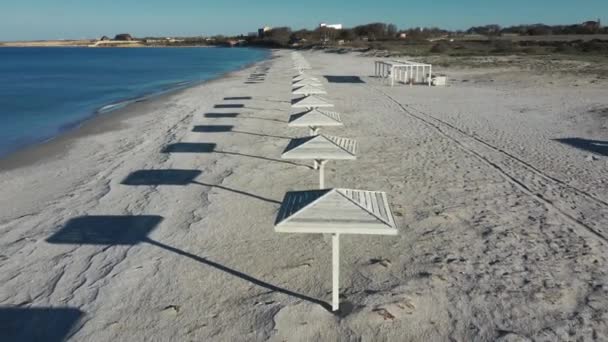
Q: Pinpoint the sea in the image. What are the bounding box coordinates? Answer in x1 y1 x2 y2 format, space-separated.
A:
0 47 269 158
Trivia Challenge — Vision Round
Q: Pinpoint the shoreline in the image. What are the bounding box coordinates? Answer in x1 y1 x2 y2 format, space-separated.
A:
0 51 272 171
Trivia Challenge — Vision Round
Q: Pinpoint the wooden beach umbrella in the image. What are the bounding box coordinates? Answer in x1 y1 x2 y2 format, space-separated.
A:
275 189 398 312
291 95 334 109
282 134 356 187
293 74 317 82
288 108 343 136
293 85 327 96
292 79 323 89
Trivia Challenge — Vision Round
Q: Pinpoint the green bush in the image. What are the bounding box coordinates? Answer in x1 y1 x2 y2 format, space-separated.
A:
430 42 449 53
492 40 517 53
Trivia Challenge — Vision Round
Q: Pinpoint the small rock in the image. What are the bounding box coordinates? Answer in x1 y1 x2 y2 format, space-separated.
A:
161 305 180 314
586 154 598 162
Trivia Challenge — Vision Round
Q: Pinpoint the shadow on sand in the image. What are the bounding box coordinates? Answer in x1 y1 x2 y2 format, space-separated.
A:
46 216 330 311
161 143 306 167
554 137 608 157
204 113 239 118
192 125 292 140
0 307 84 342
214 104 244 109
121 169 280 204
324 76 365 83
224 97 252 101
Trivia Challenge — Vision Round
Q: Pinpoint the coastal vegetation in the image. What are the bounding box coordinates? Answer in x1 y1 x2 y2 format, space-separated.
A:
2 20 606 60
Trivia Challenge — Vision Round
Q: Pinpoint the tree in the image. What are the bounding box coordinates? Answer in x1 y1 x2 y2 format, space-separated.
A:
265 27 292 45
387 24 398 38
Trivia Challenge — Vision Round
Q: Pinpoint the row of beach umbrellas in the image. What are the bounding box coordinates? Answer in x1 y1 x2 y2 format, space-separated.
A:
272 52 398 312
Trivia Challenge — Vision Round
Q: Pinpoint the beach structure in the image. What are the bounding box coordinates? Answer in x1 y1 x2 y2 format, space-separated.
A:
288 108 343 136
293 74 318 82
292 53 312 72
282 134 356 187
293 85 327 96
275 189 398 311
292 95 334 110
374 60 433 87
292 78 323 88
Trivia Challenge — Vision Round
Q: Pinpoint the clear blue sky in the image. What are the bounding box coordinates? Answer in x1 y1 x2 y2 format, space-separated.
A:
1 0 605 41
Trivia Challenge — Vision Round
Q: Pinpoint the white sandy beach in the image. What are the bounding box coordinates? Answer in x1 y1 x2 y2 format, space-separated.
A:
1 49 607 341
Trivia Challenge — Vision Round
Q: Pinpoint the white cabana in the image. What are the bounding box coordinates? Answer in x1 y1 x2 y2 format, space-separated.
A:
291 95 334 109
293 85 327 96
374 60 433 87
282 134 357 188
275 189 398 311
288 108 343 136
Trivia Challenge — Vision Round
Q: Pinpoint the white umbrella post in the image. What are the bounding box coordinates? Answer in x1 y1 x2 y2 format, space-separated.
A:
332 232 340 311
274 189 398 313
318 160 327 188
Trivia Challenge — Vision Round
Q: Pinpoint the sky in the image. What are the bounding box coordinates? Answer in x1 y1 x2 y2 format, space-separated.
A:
0 0 606 41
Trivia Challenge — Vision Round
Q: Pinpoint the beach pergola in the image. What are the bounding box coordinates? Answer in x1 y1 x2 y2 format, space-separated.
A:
374 60 432 87
291 95 334 110
282 134 357 188
275 189 398 311
288 108 343 136
293 85 327 96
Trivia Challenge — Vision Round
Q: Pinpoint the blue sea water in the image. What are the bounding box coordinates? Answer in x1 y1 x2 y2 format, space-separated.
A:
0 47 269 157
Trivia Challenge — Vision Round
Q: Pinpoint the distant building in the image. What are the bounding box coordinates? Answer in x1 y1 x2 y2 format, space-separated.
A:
114 33 133 41
258 26 272 38
399 33 407 39
319 23 343 30
100 36 111 41
582 19 601 30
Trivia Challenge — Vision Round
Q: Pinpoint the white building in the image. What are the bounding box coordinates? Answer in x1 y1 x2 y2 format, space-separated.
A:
320 23 343 30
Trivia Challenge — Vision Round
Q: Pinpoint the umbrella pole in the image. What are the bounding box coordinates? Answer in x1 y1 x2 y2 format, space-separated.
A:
332 233 340 311
318 160 326 189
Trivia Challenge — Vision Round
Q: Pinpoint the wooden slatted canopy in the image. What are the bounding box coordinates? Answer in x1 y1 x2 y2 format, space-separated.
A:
275 189 396 235
293 74 317 82
274 188 398 311
292 85 327 96
288 109 343 135
292 79 323 89
282 135 356 161
282 135 357 188
291 95 334 109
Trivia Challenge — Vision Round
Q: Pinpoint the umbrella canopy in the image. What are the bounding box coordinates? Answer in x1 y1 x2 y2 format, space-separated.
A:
293 74 317 82
288 109 343 128
275 189 397 235
292 79 323 89
291 95 334 109
292 85 327 95
282 135 356 161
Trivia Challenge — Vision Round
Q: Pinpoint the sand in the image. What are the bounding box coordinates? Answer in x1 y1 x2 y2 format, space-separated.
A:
1 49 607 341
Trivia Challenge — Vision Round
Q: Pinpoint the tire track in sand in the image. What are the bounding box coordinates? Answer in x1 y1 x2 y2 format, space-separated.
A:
369 84 608 243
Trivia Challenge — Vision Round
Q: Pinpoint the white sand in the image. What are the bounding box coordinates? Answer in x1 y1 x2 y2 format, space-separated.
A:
1 50 607 341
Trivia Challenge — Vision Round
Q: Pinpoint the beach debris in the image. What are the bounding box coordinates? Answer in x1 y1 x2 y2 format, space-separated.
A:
161 305 180 315
372 308 396 321
370 258 392 268
586 154 598 162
